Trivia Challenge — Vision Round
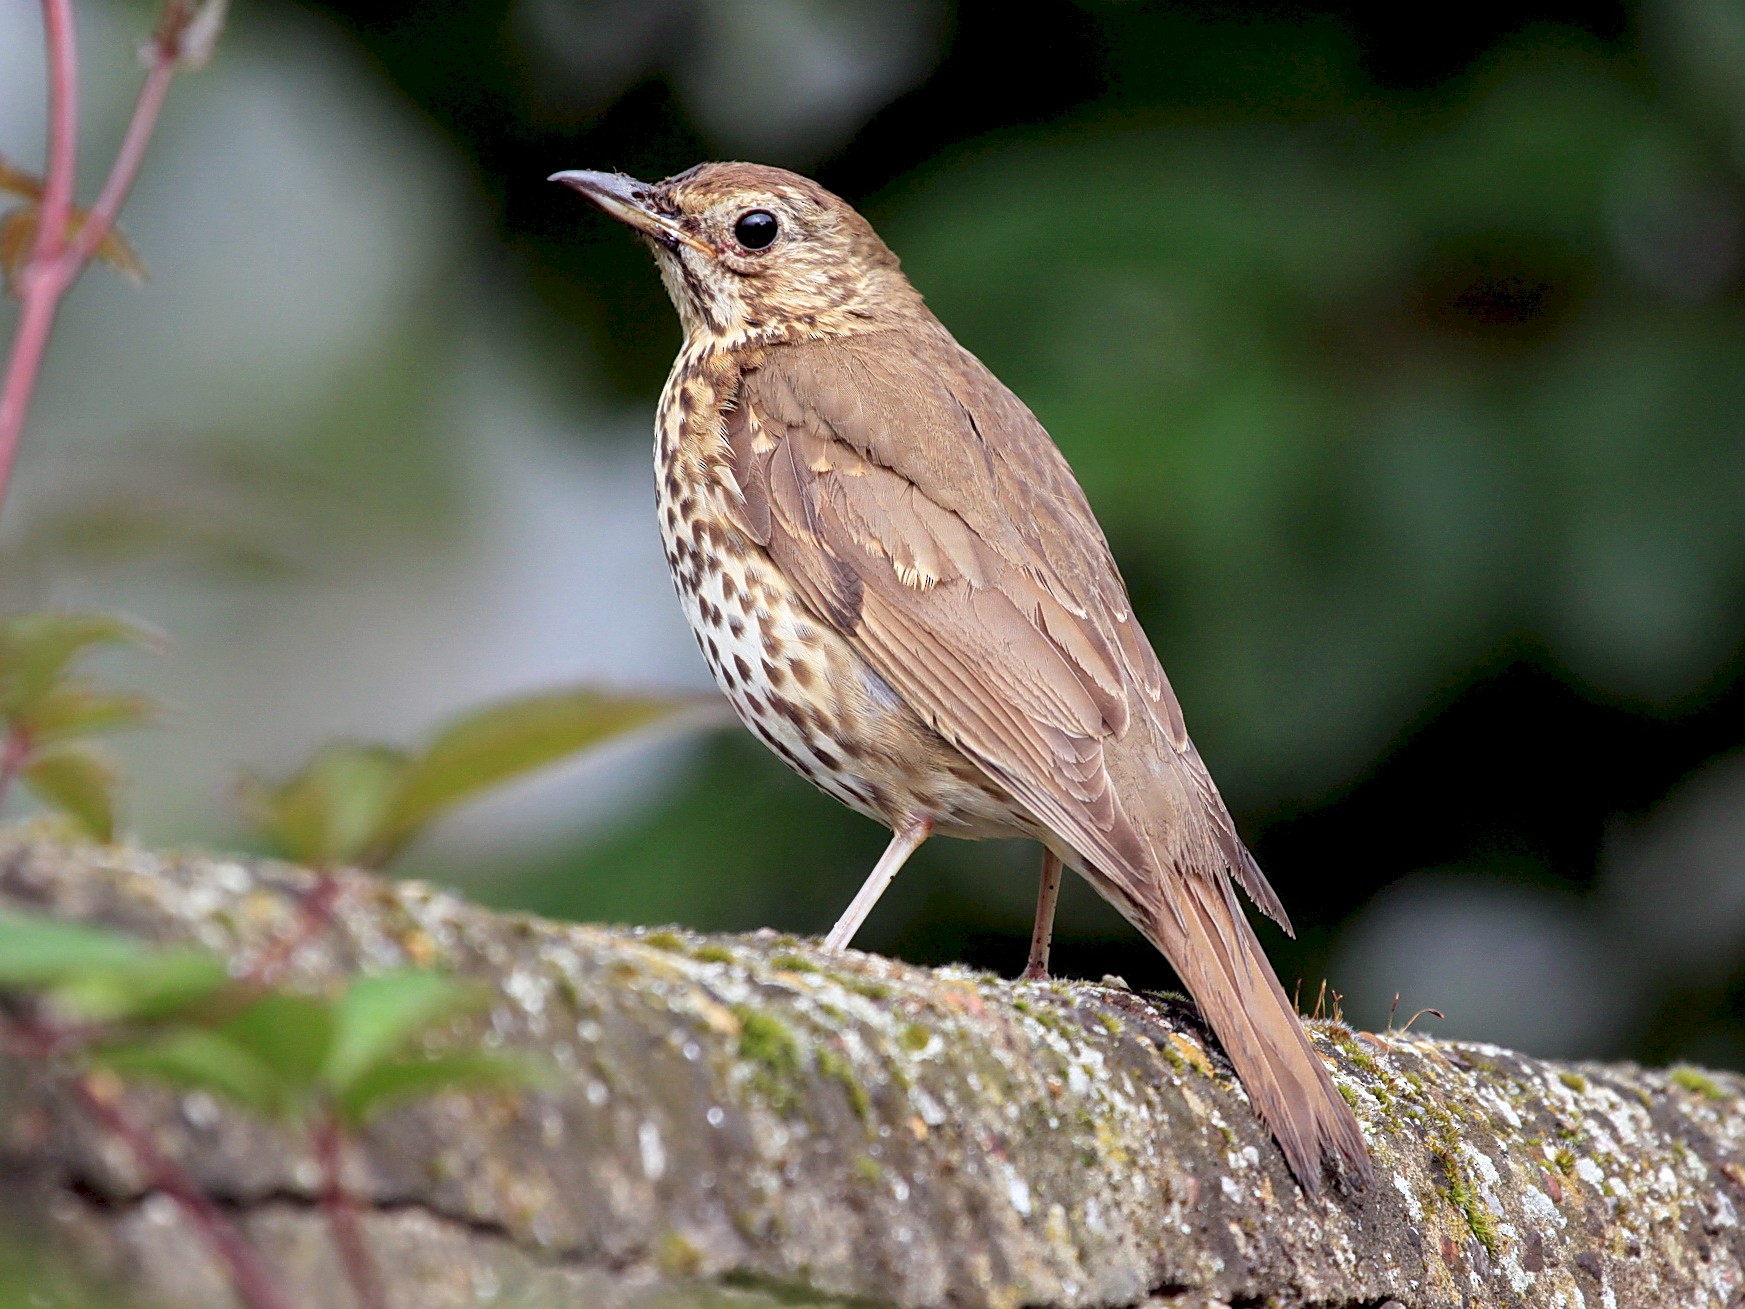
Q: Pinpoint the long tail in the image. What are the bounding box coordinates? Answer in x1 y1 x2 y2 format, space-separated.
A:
1143 870 1372 1193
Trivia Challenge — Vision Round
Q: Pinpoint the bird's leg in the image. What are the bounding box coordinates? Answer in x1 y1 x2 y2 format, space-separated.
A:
822 817 933 953
1021 849 1064 980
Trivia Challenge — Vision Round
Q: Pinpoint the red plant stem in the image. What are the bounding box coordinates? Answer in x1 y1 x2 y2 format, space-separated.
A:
0 1006 303 1309
69 1074 298 1309
29 0 79 270
0 0 78 518
0 727 30 808
242 871 343 993
0 1 184 519
315 1108 389 1309
64 54 175 273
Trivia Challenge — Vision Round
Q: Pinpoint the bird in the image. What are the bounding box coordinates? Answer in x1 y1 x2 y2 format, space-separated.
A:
552 161 1371 1193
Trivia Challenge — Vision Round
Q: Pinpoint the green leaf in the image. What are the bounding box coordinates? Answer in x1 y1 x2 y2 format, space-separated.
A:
236 743 407 866
23 745 118 840
0 157 47 202
335 1050 548 1127
17 681 156 744
368 689 715 865
0 612 159 717
0 915 148 987
97 1028 289 1118
0 916 229 1023
54 948 229 1023
216 992 335 1100
322 970 481 1093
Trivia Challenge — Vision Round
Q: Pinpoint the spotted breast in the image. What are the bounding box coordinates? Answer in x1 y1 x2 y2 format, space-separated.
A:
654 340 1027 842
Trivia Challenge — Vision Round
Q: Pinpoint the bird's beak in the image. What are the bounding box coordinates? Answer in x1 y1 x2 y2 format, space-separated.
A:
549 169 715 258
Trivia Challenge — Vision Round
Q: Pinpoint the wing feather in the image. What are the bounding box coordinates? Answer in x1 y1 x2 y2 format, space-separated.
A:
724 326 1289 932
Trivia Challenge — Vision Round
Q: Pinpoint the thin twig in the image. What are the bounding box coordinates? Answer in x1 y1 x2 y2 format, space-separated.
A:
71 1073 298 1309
0 727 30 809
315 1107 389 1309
241 871 343 993
28 0 79 272
0 0 79 515
3 1014 296 1309
0 0 197 518
62 58 175 273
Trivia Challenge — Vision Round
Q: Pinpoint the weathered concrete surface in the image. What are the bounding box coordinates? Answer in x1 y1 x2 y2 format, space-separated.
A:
0 831 1740 1309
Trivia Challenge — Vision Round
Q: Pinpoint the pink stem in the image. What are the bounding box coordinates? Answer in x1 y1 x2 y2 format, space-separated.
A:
64 54 175 272
29 0 79 270
0 1 186 520
1 1013 295 1309
242 872 344 992
0 0 80 517
315 1109 390 1309
0 726 30 809
71 1073 299 1309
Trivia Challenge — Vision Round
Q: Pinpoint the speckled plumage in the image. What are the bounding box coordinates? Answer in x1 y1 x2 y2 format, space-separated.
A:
654 335 1034 843
557 161 1372 1193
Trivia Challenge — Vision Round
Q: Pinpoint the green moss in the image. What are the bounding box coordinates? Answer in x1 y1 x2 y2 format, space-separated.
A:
898 1023 932 1052
852 1155 884 1185
655 1231 702 1277
1334 1035 1380 1076
1558 1071 1588 1094
842 977 891 1001
732 1006 803 1111
1095 1012 1123 1037
641 930 685 952
1336 1083 1360 1110
1011 997 1069 1036
1670 1065 1727 1100
1552 1146 1576 1175
817 1046 871 1120
1437 1150 1498 1258
769 953 818 973
691 944 735 965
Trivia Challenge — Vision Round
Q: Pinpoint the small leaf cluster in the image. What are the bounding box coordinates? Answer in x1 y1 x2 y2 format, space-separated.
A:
239 687 713 868
0 612 158 840
0 158 145 292
0 914 540 1129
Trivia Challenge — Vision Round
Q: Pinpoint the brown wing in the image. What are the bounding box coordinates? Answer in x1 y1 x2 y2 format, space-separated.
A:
721 325 1288 932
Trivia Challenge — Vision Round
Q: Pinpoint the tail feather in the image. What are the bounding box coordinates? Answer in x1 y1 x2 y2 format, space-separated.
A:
1144 871 1372 1193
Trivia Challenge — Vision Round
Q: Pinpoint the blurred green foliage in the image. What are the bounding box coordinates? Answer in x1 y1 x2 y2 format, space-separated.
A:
239 687 720 868
0 912 537 1130
0 612 158 840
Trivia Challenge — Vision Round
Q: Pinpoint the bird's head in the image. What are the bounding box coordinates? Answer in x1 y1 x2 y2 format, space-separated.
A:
551 162 923 346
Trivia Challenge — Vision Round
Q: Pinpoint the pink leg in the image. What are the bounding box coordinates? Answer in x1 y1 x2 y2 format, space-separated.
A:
1021 849 1063 981
823 817 933 952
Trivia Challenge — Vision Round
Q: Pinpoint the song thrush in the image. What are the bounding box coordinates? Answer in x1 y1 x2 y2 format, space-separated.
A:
554 162 1371 1192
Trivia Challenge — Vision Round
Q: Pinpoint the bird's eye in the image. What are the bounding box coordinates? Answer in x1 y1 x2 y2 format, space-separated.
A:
733 209 779 251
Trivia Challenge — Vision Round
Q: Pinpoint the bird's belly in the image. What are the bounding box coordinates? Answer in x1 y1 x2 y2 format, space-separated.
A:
663 510 1022 839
